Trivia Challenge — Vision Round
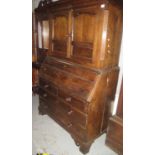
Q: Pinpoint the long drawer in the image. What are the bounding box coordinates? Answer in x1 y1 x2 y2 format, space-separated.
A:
58 90 88 114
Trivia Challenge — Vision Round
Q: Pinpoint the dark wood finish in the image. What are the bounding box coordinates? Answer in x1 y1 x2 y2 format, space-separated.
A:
106 78 123 155
35 0 122 154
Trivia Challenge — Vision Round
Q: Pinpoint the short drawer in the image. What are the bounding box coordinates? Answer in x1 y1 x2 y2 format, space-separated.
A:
59 100 87 128
39 78 58 96
58 90 88 114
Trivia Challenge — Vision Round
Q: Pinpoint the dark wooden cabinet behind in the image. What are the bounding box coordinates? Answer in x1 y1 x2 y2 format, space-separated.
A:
35 0 122 154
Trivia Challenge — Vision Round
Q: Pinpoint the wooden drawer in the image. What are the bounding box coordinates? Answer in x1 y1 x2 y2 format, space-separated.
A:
43 95 87 128
58 90 88 114
59 100 87 128
39 77 58 96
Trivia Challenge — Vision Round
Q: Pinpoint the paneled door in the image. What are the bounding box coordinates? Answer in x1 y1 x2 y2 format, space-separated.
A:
71 6 98 63
50 11 72 58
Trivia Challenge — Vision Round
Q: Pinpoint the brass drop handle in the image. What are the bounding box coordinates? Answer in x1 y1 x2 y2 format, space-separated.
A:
66 97 72 102
67 110 73 115
67 123 72 128
43 93 47 97
44 85 49 88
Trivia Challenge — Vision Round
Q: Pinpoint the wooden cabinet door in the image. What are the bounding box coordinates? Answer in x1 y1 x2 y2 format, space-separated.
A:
51 11 71 57
71 6 98 63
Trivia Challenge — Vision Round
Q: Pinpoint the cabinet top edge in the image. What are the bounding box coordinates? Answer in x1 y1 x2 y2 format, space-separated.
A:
35 0 122 12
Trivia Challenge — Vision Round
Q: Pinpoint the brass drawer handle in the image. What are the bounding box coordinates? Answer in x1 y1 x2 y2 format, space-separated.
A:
44 85 49 88
67 110 73 115
66 97 72 102
43 93 47 97
67 123 72 128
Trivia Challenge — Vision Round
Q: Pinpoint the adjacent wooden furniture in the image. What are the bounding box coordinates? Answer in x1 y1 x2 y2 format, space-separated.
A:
106 78 123 155
35 0 122 154
32 12 48 94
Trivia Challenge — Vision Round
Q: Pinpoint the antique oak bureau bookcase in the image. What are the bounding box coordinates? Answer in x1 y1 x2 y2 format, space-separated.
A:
35 0 122 153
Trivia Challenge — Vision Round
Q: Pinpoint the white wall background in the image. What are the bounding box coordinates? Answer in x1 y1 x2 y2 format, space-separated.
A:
32 0 123 115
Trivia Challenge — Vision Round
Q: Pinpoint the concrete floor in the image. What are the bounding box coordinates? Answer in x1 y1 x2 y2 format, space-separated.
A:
32 95 117 155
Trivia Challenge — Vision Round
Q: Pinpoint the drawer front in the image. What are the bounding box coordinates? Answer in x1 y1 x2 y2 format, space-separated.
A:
59 100 87 128
58 90 88 114
39 78 58 96
44 95 87 128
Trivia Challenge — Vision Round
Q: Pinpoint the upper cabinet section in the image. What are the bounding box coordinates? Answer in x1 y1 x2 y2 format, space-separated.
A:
35 0 123 69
